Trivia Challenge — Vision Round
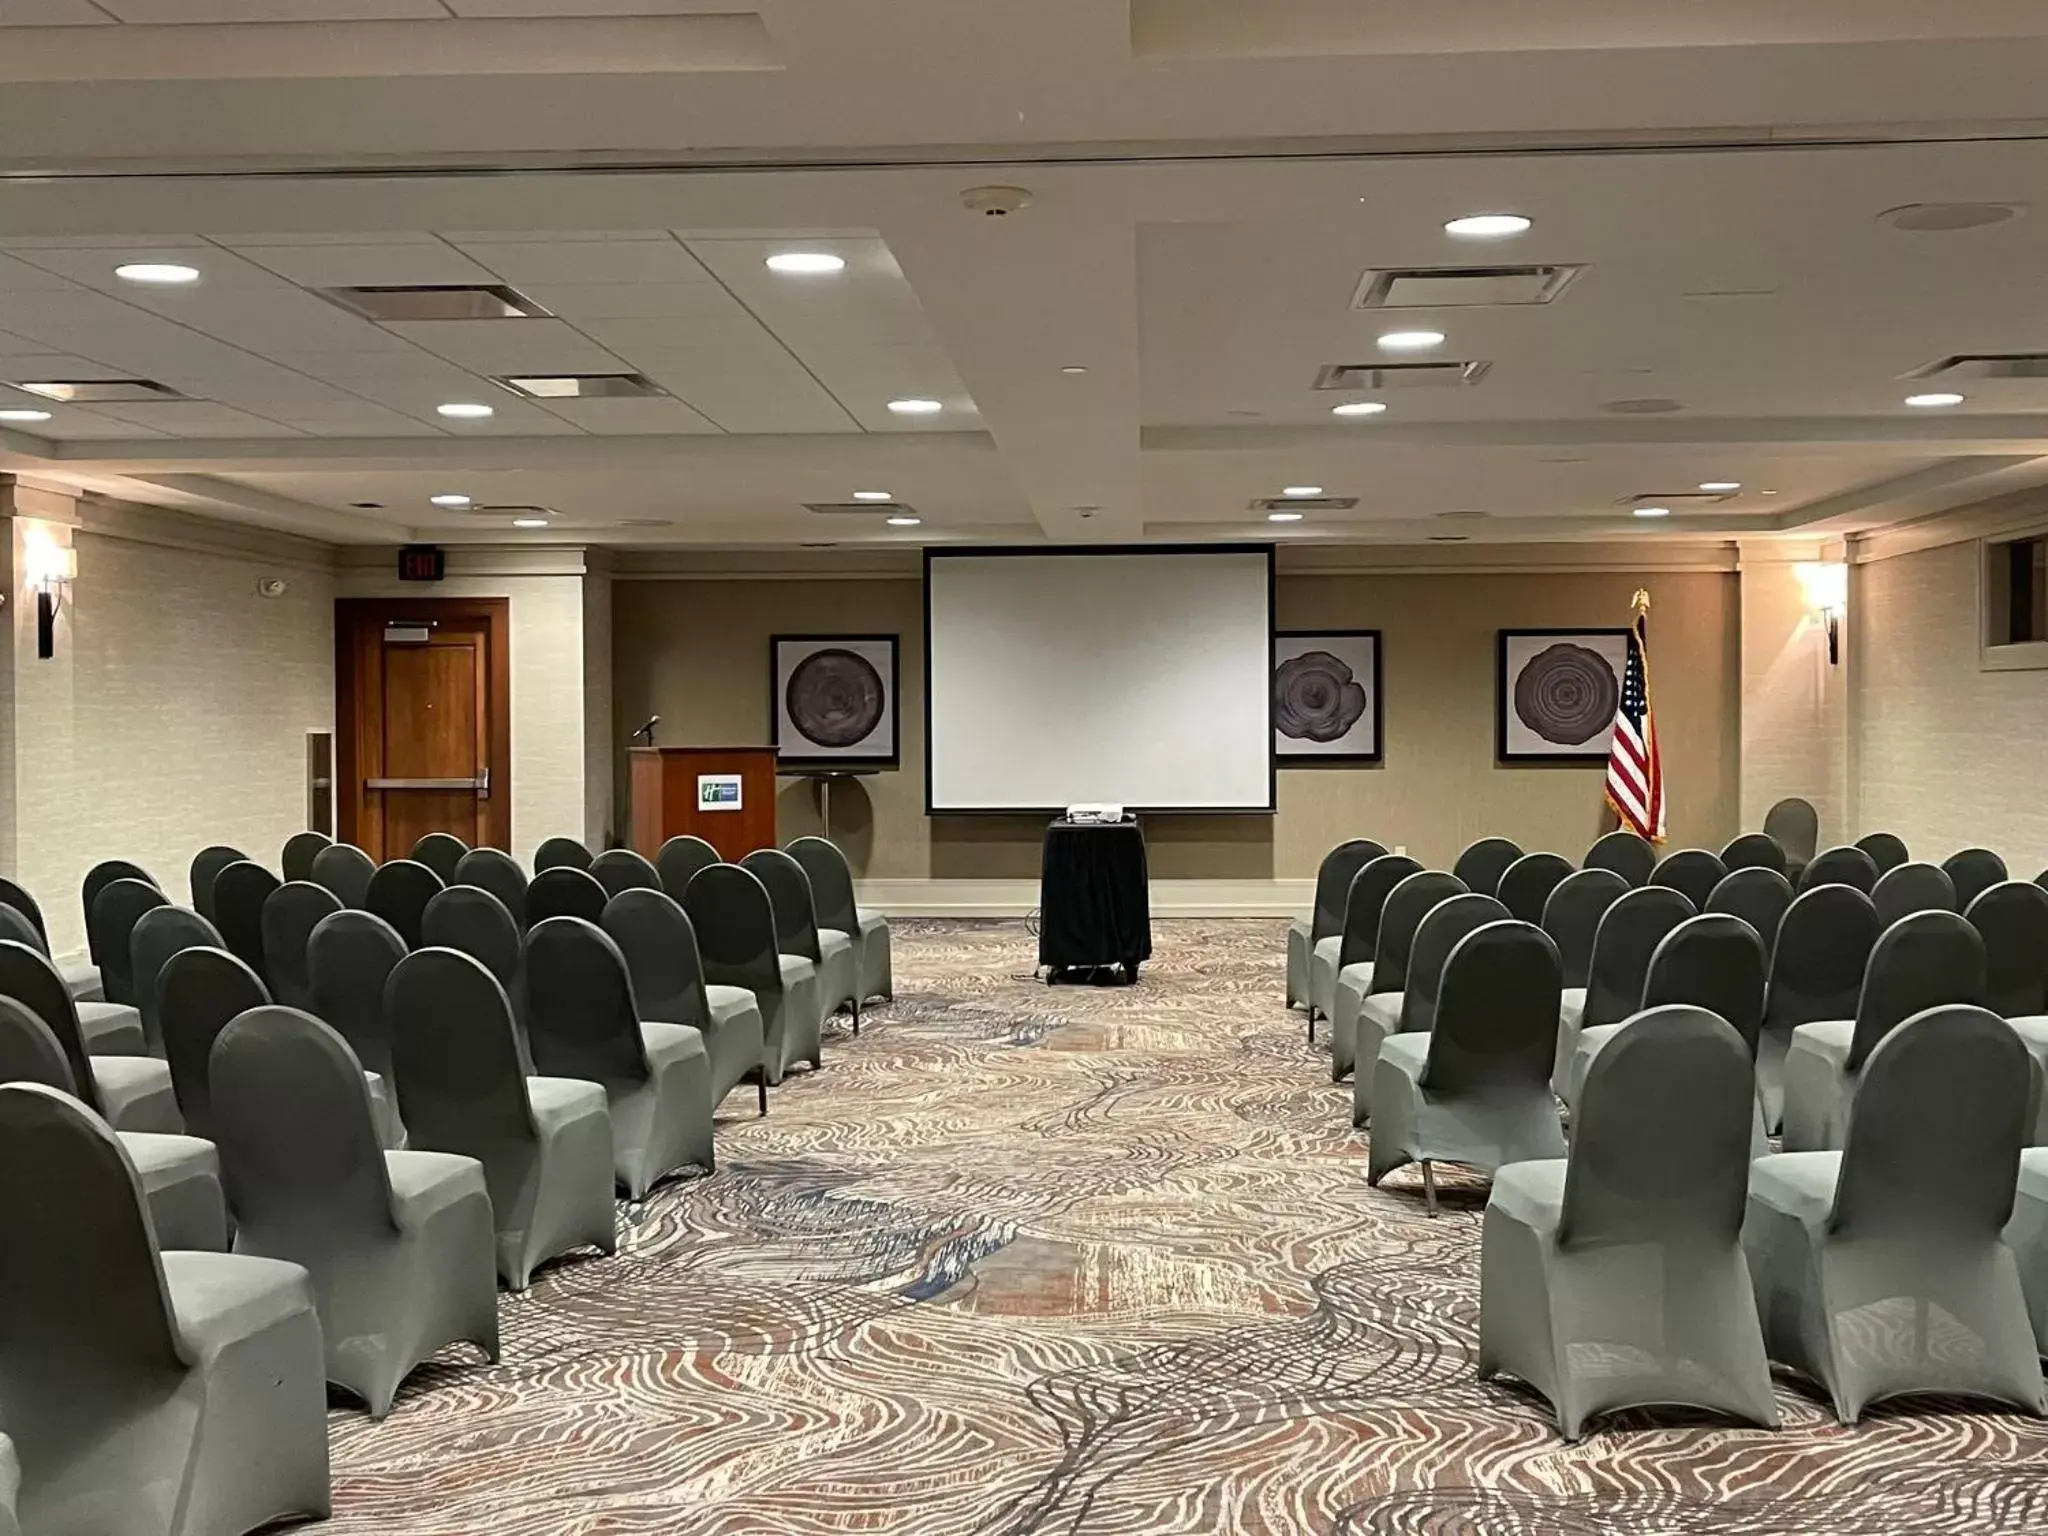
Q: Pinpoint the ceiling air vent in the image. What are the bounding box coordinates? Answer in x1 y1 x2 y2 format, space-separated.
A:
467 504 560 518
11 378 186 403
1353 265 1582 310
1251 496 1358 512
497 373 666 400
805 501 919 516
1621 492 1731 509
317 284 551 322
1905 353 2048 382
1315 360 1490 391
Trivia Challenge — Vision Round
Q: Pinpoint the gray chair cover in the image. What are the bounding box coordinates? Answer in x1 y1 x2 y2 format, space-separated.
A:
534 836 594 873
522 917 716 1198
280 831 332 884
1539 868 1628 992
1482 1006 1776 1440
1496 852 1573 926
0 995 226 1252
209 1008 499 1418
82 858 158 966
1781 908 1986 1152
1969 880 2048 1017
128 905 225 1058
686 862 821 1085
1944 847 2011 912
0 939 179 1134
527 866 608 927
1705 867 1795 958
1762 797 1820 872
1555 886 1694 1091
0 879 48 950
1451 836 1524 899
1344 871 1466 1080
1797 845 1879 895
1367 921 1566 1205
260 880 342 1013
787 834 892 1008
2005 1146 2048 1353
1327 855 1424 1077
453 846 529 930
1745 1005 2044 1423
88 877 168 1008
602 888 767 1114
0 1082 329 1531
1583 830 1656 886
187 844 246 923
1759 885 1881 1133
1870 860 1957 928
590 847 664 900
211 859 280 981
388 948 618 1291
0 904 138 1061
743 847 858 1031
306 909 410 1148
1285 838 1389 1011
1855 831 1910 875
1719 832 1790 878
364 857 444 949
308 843 376 909
1351 894 1510 1127
420 884 526 1053
655 835 722 901
410 832 470 886
1649 848 1728 911
157 945 269 1142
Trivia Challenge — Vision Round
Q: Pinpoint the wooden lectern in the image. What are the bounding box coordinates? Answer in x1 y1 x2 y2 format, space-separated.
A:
628 746 779 863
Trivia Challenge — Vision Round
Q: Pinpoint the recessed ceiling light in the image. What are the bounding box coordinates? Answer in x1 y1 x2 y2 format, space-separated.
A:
1267 511 1306 523
1060 365 1088 375
886 398 943 415
429 493 472 509
1633 506 1672 519
764 252 845 275
1699 481 1742 493
885 514 922 527
1378 330 1446 353
1282 485 1324 498
852 490 893 502
437 402 494 419
1445 213 1532 240
511 517 551 529
1905 391 1965 408
1331 401 1388 417
114 262 200 285
0 409 51 423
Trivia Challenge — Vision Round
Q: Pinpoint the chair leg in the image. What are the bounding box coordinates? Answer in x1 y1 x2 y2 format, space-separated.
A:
757 1068 769 1116
1307 1013 1316 1044
1421 1160 1439 1219
852 997 861 1037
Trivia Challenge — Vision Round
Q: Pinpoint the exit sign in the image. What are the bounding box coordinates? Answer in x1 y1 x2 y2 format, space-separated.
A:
397 544 445 582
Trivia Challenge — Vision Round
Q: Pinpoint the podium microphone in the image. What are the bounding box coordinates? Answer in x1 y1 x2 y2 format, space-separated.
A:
632 714 661 746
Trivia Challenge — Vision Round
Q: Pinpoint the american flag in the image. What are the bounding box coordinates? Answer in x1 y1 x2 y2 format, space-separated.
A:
1604 591 1666 842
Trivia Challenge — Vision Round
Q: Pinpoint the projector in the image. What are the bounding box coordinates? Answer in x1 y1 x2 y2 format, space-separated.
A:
1065 804 1128 824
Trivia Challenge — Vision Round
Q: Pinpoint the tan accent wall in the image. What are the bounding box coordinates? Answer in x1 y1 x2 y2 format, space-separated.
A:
1737 550 1847 845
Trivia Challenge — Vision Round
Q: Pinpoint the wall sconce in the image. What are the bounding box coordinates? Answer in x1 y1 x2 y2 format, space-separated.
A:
23 535 76 661
1795 561 1848 667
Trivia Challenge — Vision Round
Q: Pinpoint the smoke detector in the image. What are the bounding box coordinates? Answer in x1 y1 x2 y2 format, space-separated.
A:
256 577 289 599
960 185 1033 217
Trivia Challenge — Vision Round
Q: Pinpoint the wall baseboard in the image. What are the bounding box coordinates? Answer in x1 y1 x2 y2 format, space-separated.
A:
854 878 1313 918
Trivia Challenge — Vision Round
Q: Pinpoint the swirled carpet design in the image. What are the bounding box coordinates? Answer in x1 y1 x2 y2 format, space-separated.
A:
323 919 2048 1535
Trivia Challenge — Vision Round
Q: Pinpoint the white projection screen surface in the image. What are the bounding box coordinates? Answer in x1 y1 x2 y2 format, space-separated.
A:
925 548 1275 812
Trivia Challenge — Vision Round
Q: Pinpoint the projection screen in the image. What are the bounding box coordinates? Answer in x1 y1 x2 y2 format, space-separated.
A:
924 547 1275 813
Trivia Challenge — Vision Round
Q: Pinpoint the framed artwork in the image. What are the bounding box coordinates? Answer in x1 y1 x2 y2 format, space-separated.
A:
770 634 900 772
1497 628 1629 761
1273 630 1382 763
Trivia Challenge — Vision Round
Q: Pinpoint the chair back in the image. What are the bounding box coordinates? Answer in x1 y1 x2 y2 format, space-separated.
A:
684 863 784 1003
1540 868 1629 991
1762 797 1820 864
0 943 102 1116
129 906 224 1053
211 861 280 978
0 908 40 956
1450 837 1523 899
741 848 825 963
0 879 48 948
388 949 535 1153
187 844 246 922
1767 884 1882 1031
1421 922 1562 1090
1642 914 1768 1059
1562 1006 1755 1247
1496 852 1573 925
307 910 407 1079
209 1008 395 1233
409 832 469 886
280 831 332 884
533 836 594 873
523 917 651 1085
308 843 376 908
1847 910 1985 1070
453 847 528 929
1334 855 1423 972
1398 894 1511 1033
526 866 608 927
603 888 713 1028
88 878 169 1006
1871 861 1957 928
785 837 860 937
1943 847 2010 912
1719 832 1789 878
1306 839 1391 940
259 882 342 1012
157 947 268 1140
1855 831 1910 875
1583 830 1656 886
1648 848 1728 910
590 847 664 900
1363 871 1466 997
1704 867 1796 957
0 998 73 1094
1832 1006 2028 1239
656 836 721 901
1797 845 1879 895
1583 886 1696 1030
364 858 444 949
420 886 522 1000
1967 881 2048 1017
81 860 157 968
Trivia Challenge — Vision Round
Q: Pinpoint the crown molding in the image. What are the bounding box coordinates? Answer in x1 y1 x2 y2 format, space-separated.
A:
2 480 338 572
1849 489 2048 565
337 544 592 581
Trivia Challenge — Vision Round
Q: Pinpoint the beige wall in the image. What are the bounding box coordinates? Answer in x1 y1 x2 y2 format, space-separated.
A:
1738 550 1847 844
612 565 1742 881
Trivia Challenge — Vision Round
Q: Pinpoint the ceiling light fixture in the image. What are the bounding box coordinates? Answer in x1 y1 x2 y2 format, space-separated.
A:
1282 485 1324 498
429 493 472 509
886 514 922 527
886 398 943 415
0 409 52 423
512 517 551 529
1060 365 1088 375
764 252 845 275
1633 506 1672 519
437 402 494 419
1377 329 1446 352
114 262 200 285
1331 401 1388 417
1444 213 1532 240
1267 511 1305 523
852 490 893 502
1699 481 1742 493
1905 391 1965 408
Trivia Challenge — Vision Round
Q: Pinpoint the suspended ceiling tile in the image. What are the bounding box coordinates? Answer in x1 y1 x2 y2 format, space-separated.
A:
382 317 628 373
536 395 723 434
233 241 501 288
513 282 750 322
447 237 714 286
633 345 860 433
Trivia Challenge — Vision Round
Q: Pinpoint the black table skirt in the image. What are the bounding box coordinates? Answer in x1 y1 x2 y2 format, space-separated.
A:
1038 819 1151 979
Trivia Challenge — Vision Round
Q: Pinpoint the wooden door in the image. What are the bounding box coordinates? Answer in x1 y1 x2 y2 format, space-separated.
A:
336 598 511 860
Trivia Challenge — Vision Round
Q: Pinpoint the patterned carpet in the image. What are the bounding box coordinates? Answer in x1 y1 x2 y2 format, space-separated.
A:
322 919 2048 1535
